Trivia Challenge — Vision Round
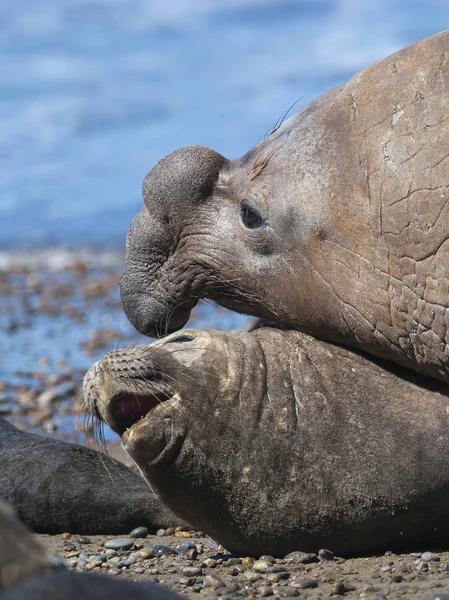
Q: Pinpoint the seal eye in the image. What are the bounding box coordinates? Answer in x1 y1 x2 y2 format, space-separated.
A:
169 335 194 343
240 199 266 230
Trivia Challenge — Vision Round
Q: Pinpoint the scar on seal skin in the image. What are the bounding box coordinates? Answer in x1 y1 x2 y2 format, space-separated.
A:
84 328 449 557
120 29 449 383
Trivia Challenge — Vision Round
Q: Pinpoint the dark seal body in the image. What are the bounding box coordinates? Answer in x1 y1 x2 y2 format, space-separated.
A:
120 30 449 382
85 328 449 556
0 500 181 600
0 419 184 534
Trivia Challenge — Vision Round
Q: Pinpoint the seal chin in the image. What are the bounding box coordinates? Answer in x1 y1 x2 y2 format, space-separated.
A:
121 399 185 466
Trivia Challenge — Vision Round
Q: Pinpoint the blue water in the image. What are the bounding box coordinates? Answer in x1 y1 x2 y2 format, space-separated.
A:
1 0 448 248
0 1 448 441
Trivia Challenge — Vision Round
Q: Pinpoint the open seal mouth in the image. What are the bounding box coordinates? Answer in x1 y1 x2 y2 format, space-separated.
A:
109 390 173 436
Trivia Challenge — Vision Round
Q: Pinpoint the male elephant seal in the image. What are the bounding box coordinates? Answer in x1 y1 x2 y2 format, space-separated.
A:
0 500 181 600
84 328 449 557
0 419 185 534
120 29 449 382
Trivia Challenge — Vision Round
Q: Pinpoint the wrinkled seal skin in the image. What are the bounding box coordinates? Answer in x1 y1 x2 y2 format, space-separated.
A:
84 328 449 557
0 419 185 534
121 30 449 382
0 500 181 600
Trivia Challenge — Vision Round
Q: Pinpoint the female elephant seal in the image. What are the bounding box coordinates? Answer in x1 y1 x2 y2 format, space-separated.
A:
0 419 184 534
84 327 449 557
120 29 449 382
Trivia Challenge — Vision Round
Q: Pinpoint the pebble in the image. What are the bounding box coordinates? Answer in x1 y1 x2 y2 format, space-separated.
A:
226 557 242 566
318 548 335 561
204 574 226 588
165 527 175 535
331 581 347 595
180 577 197 586
152 544 178 558
283 551 318 564
259 587 274 597
186 547 198 560
63 542 76 551
243 570 261 583
421 551 440 562
130 527 149 539
203 558 218 568
77 536 91 545
290 576 317 589
65 558 79 568
253 559 274 573
156 529 166 537
104 538 134 551
105 549 117 557
181 567 202 577
137 548 154 559
176 540 197 554
273 589 298 598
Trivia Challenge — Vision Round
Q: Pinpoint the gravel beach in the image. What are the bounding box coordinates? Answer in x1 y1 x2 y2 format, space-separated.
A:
36 529 449 600
2 253 449 599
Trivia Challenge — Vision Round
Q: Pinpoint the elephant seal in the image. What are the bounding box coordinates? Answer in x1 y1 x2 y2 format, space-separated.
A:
0 501 181 600
0 419 185 534
84 327 449 557
120 29 449 383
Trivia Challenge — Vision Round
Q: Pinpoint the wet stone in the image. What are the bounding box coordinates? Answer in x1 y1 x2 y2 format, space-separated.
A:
64 558 78 569
63 541 76 552
243 570 261 583
290 576 317 589
176 540 197 554
137 548 154 559
318 548 335 561
283 551 318 564
105 549 117 557
104 538 134 551
186 548 198 561
260 587 274 597
226 558 243 566
253 559 273 573
182 566 202 577
180 577 197 586
421 552 440 562
77 536 91 545
204 574 226 588
273 589 298 598
331 581 347 595
152 544 178 558
203 558 218 568
130 526 148 539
